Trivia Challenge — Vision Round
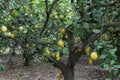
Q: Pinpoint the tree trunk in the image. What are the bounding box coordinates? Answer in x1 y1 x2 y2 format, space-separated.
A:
63 66 74 80
24 58 30 66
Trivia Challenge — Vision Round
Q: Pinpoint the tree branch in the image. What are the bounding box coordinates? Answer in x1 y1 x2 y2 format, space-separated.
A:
74 5 84 18
88 0 118 11
48 57 66 71
40 0 58 36
103 22 120 28
83 22 120 47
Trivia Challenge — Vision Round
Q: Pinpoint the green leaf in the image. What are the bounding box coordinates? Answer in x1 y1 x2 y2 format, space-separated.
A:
113 65 120 69
109 48 117 54
110 60 116 65
62 47 68 55
99 54 107 59
92 29 100 33
83 22 89 28
97 45 103 49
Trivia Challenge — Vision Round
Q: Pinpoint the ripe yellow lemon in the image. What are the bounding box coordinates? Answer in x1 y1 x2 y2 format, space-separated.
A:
2 26 7 32
32 44 36 47
19 26 24 31
78 48 81 52
11 26 15 30
88 59 92 65
26 43 29 48
56 52 60 60
74 37 80 43
90 52 98 60
57 40 64 47
60 28 66 34
65 35 68 39
34 24 39 29
57 71 62 79
10 34 15 38
85 47 90 54
60 15 64 20
54 15 58 20
52 53 55 57
66 9 70 13
45 49 50 57
7 32 12 37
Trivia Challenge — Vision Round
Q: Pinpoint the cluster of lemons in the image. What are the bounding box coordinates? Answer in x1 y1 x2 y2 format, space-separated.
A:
57 71 63 80
1 24 39 39
1 25 24 39
85 47 98 65
44 28 66 61
45 49 61 61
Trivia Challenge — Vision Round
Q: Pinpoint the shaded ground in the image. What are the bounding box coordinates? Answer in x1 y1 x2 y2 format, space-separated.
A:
0 55 108 80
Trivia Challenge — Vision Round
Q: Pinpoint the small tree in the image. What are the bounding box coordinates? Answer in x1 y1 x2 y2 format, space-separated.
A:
0 0 120 80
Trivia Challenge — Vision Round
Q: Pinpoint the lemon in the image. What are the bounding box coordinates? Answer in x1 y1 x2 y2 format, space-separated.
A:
32 44 36 47
11 26 15 30
74 37 80 43
60 28 66 34
19 26 24 31
54 15 58 20
88 59 92 65
2 26 7 32
90 52 98 60
60 15 64 20
57 40 64 47
25 7 30 12
7 32 12 37
56 52 60 60
10 10 17 15
10 34 15 38
85 47 90 54
45 49 50 57
65 35 68 39
66 9 70 13
34 24 39 29
78 48 81 52
26 43 29 48
57 71 62 79
52 53 55 57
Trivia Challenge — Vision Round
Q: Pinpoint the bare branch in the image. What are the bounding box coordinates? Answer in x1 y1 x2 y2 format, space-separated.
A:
48 57 66 71
103 22 120 28
45 0 48 12
40 0 58 36
49 0 58 14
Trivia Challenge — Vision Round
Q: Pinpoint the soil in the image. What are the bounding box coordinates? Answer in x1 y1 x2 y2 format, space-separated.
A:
0 54 108 80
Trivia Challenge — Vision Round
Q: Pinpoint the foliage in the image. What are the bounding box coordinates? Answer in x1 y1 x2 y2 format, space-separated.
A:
0 0 120 80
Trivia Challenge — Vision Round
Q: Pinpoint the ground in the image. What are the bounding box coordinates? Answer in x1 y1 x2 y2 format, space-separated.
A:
0 54 108 80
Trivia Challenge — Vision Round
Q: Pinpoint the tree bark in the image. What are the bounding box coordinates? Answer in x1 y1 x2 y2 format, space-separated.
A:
63 66 74 80
24 58 30 66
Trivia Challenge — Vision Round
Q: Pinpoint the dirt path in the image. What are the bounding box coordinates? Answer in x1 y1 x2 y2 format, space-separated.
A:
0 55 108 80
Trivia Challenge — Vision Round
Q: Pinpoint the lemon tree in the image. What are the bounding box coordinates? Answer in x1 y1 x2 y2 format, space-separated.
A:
0 0 120 79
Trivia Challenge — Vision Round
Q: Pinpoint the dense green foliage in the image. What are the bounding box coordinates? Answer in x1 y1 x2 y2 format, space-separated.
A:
0 0 120 79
